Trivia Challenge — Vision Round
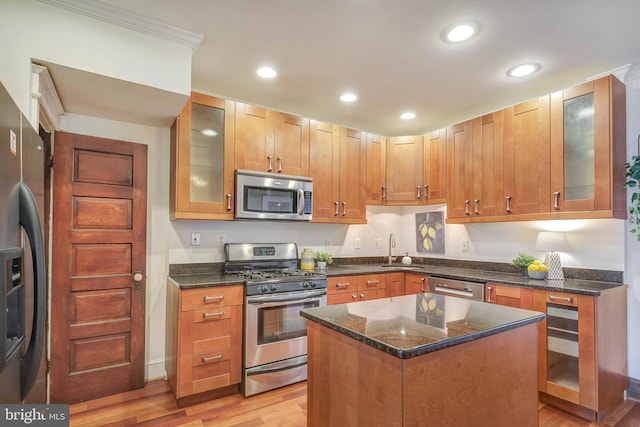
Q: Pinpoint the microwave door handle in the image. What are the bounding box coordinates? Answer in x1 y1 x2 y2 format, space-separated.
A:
297 189 304 215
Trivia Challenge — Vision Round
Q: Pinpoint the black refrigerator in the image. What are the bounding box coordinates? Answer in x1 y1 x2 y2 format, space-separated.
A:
0 81 47 403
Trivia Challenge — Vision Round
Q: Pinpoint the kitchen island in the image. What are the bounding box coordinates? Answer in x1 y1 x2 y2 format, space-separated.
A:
301 293 545 427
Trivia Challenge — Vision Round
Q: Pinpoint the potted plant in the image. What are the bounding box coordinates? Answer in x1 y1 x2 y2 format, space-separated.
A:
314 251 333 271
624 153 640 241
511 252 536 276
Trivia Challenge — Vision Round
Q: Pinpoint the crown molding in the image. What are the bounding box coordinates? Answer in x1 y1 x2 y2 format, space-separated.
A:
37 0 203 49
32 64 65 132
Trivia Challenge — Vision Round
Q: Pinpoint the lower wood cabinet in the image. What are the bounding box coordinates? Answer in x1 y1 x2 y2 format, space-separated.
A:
405 272 429 294
165 283 243 406
327 274 386 304
485 283 533 309
485 283 627 422
532 287 627 422
385 272 405 297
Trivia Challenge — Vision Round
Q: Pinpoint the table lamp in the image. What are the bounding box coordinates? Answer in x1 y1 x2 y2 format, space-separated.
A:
535 231 570 280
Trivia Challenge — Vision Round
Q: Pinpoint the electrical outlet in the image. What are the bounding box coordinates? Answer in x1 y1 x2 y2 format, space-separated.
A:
374 238 382 249
461 239 469 252
354 238 361 249
217 234 226 245
191 232 201 246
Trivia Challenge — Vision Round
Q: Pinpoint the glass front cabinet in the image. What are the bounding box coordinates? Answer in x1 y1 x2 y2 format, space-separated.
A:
533 288 627 422
170 92 236 220
549 75 626 218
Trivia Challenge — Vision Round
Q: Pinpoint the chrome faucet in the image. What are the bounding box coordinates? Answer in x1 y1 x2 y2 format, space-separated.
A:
388 233 396 264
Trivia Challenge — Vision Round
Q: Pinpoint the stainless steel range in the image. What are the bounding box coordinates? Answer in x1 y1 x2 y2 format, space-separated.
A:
224 243 327 397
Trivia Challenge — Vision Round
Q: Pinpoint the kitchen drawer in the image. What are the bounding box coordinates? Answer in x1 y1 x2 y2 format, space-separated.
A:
178 346 241 396
180 286 243 311
357 274 385 291
327 276 357 295
328 292 359 305
178 305 242 356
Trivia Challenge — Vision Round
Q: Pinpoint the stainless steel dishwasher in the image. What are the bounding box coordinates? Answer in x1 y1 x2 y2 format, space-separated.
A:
427 276 485 301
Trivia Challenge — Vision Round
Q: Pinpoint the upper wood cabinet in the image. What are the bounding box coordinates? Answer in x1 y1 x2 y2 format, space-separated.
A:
445 111 503 220
234 103 309 176
385 135 424 204
423 128 447 204
549 75 626 219
170 92 235 220
365 133 386 204
309 121 367 223
503 95 551 216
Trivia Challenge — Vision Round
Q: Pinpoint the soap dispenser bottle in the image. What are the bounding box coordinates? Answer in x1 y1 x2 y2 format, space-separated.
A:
402 252 412 265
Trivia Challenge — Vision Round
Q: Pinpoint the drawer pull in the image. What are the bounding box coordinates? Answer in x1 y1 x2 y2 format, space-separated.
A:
203 295 225 302
360 293 365 300
202 354 223 363
203 310 224 318
549 295 573 303
366 279 379 286
336 282 351 288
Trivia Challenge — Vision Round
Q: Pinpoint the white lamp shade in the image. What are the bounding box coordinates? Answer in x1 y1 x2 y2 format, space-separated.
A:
535 231 570 252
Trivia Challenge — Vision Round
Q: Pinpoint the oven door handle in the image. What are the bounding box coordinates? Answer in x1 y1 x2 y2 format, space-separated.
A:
246 359 308 376
247 290 327 305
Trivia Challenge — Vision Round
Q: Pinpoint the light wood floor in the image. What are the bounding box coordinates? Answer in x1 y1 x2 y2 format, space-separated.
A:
69 379 640 427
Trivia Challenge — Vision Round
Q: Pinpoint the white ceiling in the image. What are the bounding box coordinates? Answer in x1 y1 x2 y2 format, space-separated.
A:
48 0 640 136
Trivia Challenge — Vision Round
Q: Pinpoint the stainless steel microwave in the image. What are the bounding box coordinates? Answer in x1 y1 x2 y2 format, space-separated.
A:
235 170 313 221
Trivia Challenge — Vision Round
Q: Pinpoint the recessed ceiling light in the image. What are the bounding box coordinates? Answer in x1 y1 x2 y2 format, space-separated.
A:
340 93 357 102
446 24 476 42
400 112 416 120
256 67 277 78
507 63 541 78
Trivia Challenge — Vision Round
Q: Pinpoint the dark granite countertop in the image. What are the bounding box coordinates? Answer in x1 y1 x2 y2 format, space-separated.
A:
167 261 624 295
301 293 545 359
323 264 625 296
167 272 243 288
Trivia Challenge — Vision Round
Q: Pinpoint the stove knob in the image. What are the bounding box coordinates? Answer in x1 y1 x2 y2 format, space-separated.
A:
260 285 269 293
271 284 278 291
303 281 310 288
310 281 317 288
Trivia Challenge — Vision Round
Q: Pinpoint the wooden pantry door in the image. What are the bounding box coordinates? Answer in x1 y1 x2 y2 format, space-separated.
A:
50 132 147 403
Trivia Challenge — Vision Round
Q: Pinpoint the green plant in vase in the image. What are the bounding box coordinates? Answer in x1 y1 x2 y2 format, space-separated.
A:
512 252 536 276
314 251 333 271
624 153 640 241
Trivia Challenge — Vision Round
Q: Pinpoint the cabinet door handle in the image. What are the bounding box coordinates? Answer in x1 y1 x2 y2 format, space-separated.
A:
267 155 273 172
341 201 347 216
366 279 379 286
334 201 339 216
277 157 283 173
336 282 351 288
420 277 425 293
202 354 223 363
226 194 232 211
553 192 560 210
351 294 357 300
360 293 365 300
474 199 480 215
487 286 493 303
505 196 512 213
203 295 225 302
203 310 224 318
381 185 386 200
416 186 421 199
464 200 470 215
549 295 573 303
424 185 429 199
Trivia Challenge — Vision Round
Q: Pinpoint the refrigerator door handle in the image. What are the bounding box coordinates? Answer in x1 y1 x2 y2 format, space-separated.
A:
19 182 46 400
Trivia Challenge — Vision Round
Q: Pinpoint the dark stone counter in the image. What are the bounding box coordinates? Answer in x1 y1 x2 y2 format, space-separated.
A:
301 293 545 359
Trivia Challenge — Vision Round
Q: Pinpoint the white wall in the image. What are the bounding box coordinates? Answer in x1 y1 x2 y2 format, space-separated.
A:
0 0 191 128
624 65 640 380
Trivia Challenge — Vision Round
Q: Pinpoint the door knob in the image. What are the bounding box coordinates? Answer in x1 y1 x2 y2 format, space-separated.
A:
133 271 143 289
